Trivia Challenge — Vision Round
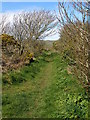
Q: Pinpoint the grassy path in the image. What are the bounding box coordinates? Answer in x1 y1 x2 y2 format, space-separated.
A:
2 53 88 118
2 61 53 95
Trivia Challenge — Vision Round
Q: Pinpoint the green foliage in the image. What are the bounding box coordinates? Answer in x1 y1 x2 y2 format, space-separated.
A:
2 53 88 118
10 72 26 84
63 50 76 65
1 34 40 73
2 52 49 84
54 22 89 87
2 74 11 84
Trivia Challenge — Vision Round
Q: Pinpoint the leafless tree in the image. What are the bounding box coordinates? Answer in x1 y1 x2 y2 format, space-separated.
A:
10 10 57 55
21 10 57 40
0 14 10 35
57 1 90 88
11 13 26 55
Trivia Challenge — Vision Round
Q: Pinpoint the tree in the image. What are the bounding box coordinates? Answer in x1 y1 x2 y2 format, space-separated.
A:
57 1 90 88
10 10 57 55
21 10 57 40
0 14 10 35
11 13 26 55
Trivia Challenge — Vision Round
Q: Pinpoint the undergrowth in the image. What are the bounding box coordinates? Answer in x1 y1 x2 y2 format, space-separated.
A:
2 52 89 119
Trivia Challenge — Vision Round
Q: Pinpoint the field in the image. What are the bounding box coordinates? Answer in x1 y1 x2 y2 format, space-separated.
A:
2 52 88 118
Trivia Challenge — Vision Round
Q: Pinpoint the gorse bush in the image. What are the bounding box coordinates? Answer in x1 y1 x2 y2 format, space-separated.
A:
2 52 50 84
1 34 41 73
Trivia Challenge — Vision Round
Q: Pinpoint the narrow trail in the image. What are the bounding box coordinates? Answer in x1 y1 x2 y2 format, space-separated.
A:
26 61 54 117
2 54 88 118
3 60 54 94
34 61 53 89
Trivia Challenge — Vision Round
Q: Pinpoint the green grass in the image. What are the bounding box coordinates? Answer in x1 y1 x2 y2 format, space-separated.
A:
2 52 88 118
2 52 48 84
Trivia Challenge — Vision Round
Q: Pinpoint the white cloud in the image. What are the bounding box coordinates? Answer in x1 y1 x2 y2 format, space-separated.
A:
0 12 15 24
44 32 59 41
0 9 59 41
1 5 44 22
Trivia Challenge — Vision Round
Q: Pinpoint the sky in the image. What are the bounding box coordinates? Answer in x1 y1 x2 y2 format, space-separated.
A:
1 2 60 40
1 2 85 40
2 2 58 12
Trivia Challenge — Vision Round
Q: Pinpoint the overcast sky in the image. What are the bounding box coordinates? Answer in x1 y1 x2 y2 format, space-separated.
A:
1 2 60 41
